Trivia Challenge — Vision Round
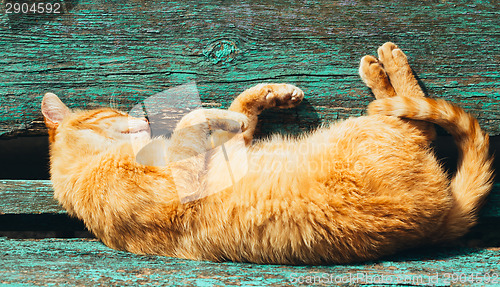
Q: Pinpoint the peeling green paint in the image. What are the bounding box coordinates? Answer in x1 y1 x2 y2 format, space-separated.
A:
0 238 499 286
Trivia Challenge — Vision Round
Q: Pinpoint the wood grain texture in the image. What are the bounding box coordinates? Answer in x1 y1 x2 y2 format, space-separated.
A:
0 0 498 138
1 180 500 217
0 238 498 286
0 180 62 214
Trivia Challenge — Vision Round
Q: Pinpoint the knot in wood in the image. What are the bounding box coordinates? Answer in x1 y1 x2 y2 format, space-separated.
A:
203 40 239 64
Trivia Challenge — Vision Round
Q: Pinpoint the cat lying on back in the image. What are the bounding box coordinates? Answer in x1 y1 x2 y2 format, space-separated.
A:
41 43 493 265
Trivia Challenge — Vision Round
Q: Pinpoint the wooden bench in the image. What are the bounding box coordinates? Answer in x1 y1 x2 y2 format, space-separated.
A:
1 0 499 285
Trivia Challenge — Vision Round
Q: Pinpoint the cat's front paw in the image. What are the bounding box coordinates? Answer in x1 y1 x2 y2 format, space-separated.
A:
206 110 248 148
205 110 249 133
225 111 249 133
260 83 304 109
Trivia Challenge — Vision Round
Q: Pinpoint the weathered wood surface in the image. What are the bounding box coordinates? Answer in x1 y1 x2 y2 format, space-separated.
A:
0 0 498 138
1 180 500 218
0 180 62 214
0 238 498 286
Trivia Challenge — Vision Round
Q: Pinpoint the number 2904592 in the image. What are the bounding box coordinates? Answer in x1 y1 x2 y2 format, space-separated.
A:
5 2 61 14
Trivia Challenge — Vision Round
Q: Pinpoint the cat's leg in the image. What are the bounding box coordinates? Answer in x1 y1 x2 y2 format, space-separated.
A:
359 55 397 99
378 42 436 140
228 83 304 145
359 43 425 100
364 42 436 140
376 42 426 99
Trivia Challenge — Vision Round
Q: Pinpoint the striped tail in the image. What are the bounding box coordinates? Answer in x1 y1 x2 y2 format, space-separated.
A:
368 96 494 241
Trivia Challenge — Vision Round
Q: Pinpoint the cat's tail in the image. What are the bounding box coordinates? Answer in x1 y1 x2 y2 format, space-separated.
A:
368 96 494 241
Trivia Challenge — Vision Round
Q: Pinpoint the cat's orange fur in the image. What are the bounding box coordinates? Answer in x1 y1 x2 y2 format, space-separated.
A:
41 43 493 265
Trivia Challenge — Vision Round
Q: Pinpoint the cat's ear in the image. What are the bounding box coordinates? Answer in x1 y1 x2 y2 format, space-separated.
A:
41 92 71 129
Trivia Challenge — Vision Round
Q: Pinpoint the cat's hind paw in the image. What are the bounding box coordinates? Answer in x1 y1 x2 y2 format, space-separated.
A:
359 56 387 89
377 42 425 99
359 55 397 99
377 42 412 82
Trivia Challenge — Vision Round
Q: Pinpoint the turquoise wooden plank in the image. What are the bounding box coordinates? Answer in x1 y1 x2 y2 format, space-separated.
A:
0 0 498 138
0 180 62 214
0 238 498 286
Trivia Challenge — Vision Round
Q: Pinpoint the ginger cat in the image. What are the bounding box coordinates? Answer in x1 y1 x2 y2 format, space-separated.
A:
41 43 493 265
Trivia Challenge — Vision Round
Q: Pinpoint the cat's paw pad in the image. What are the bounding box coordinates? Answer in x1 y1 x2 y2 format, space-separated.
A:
377 42 410 74
263 84 304 109
359 55 387 89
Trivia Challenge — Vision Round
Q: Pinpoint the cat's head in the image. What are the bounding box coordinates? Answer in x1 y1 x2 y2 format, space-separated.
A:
41 93 151 154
